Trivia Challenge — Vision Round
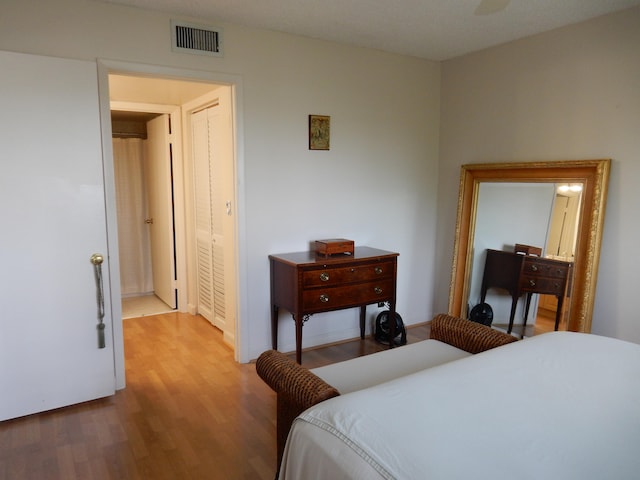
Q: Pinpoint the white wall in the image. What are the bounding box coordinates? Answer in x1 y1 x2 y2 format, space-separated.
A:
0 0 441 361
436 7 640 343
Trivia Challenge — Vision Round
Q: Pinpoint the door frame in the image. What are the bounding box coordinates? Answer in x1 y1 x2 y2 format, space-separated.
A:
97 61 248 389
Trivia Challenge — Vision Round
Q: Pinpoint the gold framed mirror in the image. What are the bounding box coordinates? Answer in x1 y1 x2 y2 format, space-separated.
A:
448 159 610 334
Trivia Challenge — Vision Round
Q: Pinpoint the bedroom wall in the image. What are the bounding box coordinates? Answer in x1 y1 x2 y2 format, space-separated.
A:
436 7 640 343
0 0 441 361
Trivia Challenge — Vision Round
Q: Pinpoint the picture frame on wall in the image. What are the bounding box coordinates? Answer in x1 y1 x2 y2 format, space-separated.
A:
309 115 330 150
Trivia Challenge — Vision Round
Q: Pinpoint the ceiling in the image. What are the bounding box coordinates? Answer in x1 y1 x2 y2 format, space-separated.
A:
98 0 640 60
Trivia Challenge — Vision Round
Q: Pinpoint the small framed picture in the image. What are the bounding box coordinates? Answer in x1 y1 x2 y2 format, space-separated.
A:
309 115 330 150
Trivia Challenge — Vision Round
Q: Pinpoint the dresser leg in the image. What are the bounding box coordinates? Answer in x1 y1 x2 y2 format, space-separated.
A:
359 306 366 339
294 315 303 364
508 296 518 334
554 295 564 331
271 305 279 350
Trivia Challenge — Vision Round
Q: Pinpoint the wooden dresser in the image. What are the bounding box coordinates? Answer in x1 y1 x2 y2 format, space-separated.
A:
480 249 572 334
269 247 399 363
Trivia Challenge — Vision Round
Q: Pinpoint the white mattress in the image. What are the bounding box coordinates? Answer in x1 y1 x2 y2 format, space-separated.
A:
279 332 640 480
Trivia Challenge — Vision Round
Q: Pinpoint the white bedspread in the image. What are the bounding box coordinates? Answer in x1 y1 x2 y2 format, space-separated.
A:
279 332 640 480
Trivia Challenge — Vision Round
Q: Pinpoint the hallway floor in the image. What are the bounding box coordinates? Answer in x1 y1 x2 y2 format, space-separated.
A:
122 294 174 319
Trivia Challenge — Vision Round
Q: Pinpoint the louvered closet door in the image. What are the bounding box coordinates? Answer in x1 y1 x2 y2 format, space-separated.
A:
192 109 215 323
207 105 227 331
192 100 233 334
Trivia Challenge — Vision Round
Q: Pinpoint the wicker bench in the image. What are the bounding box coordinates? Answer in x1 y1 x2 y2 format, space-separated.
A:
256 313 517 471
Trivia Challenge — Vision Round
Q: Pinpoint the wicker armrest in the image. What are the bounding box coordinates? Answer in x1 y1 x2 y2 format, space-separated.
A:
430 313 517 353
256 350 340 471
256 349 340 406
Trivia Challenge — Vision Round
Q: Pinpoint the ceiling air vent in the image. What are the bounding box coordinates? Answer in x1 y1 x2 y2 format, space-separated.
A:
171 20 223 57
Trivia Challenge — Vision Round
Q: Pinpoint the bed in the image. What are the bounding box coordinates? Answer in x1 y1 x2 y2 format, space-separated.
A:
277 331 640 479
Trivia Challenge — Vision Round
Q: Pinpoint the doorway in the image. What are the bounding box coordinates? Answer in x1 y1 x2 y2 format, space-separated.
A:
111 107 178 319
107 72 238 349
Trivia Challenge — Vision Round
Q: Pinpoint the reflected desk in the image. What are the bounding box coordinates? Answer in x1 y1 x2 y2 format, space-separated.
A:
480 249 572 334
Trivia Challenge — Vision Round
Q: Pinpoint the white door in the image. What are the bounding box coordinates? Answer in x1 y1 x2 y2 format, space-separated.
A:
145 115 177 308
0 50 115 421
191 93 236 340
192 109 216 323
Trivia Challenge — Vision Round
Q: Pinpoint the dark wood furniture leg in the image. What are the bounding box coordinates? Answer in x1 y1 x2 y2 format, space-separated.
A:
271 304 279 350
294 314 303 364
554 295 564 331
507 294 519 334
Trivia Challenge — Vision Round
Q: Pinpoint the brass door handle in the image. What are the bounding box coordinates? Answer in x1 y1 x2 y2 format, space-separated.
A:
90 253 106 349
90 253 104 265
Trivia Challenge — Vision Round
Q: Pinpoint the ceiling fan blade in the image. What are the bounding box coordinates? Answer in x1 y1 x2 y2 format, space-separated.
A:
475 0 511 15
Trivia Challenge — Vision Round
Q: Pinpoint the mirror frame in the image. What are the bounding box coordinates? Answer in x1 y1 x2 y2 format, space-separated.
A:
448 159 611 333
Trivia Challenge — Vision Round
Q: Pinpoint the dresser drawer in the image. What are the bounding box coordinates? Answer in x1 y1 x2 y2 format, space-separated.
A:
519 275 567 295
523 258 570 279
302 261 395 287
302 279 395 312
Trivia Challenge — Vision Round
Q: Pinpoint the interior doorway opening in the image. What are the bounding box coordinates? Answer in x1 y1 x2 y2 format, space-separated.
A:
111 107 179 318
107 72 238 350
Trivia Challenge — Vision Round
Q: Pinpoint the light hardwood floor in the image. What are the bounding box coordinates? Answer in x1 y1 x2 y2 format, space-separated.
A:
0 312 429 480
4 310 561 479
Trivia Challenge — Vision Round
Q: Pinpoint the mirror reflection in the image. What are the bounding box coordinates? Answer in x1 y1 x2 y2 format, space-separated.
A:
467 182 583 337
448 160 611 336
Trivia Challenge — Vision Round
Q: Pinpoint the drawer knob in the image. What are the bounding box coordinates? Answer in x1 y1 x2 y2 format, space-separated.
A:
374 287 383 295
319 294 329 303
530 265 538 272
374 267 383 275
529 279 536 287
319 272 329 282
